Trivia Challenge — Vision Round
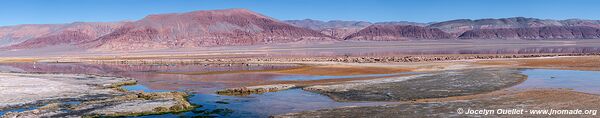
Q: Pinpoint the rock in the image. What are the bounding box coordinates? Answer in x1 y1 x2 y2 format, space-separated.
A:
80 92 194 117
216 84 296 96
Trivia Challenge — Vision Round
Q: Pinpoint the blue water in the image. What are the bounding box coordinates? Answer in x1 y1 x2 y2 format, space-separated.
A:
1 63 397 118
4 65 600 118
122 85 171 93
0 106 39 116
515 69 600 94
137 88 388 118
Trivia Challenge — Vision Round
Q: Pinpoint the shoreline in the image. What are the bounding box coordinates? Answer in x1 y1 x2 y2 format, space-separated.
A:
274 89 600 118
22 53 600 64
2 54 600 117
0 72 195 118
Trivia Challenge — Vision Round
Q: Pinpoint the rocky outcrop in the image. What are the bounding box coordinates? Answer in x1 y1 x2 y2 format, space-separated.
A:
344 25 452 41
458 26 600 40
216 84 296 96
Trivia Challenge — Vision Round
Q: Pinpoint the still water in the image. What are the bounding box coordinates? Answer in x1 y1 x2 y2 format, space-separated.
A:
513 69 600 94
0 63 393 117
2 63 600 117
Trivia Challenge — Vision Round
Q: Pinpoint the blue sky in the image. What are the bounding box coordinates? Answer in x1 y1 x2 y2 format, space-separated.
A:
1 0 599 26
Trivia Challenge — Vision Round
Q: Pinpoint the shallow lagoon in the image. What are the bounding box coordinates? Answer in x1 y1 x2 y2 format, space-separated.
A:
2 63 600 117
0 63 394 117
514 69 600 94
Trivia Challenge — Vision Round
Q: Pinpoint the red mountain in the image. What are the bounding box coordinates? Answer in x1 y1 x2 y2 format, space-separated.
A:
83 9 333 51
5 22 124 49
0 24 66 47
1 9 333 51
344 25 452 41
458 26 600 40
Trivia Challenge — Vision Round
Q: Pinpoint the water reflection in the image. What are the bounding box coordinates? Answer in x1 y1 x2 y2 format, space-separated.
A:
137 89 389 118
268 46 600 57
0 63 393 117
514 69 600 95
6 64 600 117
0 63 300 93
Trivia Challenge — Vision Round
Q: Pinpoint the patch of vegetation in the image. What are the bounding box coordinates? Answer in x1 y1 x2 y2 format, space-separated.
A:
81 92 197 118
109 80 138 88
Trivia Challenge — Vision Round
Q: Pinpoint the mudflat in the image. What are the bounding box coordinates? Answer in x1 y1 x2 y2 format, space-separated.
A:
0 72 134 108
303 68 526 101
275 89 600 118
476 56 600 71
2 50 600 117
0 72 193 117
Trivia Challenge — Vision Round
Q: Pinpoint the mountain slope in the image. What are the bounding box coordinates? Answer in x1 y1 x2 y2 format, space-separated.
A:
84 9 333 51
284 19 428 39
5 22 124 49
458 26 600 40
0 24 65 47
344 25 452 41
284 19 372 39
428 17 600 36
284 19 373 31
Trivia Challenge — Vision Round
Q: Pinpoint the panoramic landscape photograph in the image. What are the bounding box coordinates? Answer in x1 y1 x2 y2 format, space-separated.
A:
2 0 600 117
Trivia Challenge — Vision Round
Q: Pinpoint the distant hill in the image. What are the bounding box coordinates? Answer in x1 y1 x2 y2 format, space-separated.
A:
459 26 600 40
344 25 452 41
284 19 426 39
428 17 600 36
4 22 124 49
